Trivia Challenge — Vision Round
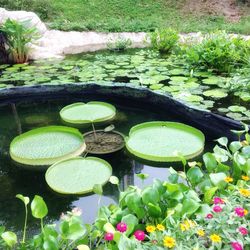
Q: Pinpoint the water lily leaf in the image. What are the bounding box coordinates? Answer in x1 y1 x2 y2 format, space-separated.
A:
10 126 86 167
126 121 205 162
203 89 228 98
45 157 112 194
202 76 223 85
60 101 116 125
228 105 247 113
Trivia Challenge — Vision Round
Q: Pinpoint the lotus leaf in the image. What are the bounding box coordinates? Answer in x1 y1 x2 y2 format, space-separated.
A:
228 105 247 113
126 121 205 162
45 157 112 194
10 126 86 166
203 89 228 98
60 101 116 125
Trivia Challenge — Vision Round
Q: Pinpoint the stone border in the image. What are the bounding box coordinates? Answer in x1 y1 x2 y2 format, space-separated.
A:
0 82 244 139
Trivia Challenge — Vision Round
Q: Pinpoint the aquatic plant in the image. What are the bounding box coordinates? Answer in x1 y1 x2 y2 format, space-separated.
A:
0 19 39 63
107 36 132 51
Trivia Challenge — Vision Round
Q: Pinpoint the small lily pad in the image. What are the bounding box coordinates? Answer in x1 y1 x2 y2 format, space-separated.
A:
228 105 247 113
203 89 228 98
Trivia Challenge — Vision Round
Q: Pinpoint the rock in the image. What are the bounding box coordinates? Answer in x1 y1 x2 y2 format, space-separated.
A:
0 8 47 35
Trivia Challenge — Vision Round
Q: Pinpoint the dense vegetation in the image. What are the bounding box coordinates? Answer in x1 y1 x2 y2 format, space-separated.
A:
1 0 250 34
1 126 250 249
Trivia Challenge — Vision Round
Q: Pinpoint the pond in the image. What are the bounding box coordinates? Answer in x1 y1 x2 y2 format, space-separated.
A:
0 94 215 237
0 49 249 122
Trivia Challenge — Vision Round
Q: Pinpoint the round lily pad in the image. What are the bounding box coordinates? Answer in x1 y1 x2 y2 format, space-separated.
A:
45 157 112 194
228 105 247 113
203 89 228 98
10 126 86 166
126 121 205 162
60 101 116 125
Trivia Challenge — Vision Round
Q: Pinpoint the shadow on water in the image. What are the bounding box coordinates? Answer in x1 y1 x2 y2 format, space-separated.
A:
0 94 216 236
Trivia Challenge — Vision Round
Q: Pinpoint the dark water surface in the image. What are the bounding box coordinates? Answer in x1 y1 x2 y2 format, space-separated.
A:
0 95 215 237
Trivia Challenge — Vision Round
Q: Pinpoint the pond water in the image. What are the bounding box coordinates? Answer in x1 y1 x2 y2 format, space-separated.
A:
0 95 215 237
0 49 249 122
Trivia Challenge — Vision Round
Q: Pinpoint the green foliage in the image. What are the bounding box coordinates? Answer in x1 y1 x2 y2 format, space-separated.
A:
149 28 179 54
182 31 250 73
107 37 132 51
0 19 39 63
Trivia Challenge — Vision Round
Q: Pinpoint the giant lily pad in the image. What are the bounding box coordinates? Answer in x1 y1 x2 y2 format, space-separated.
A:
10 126 86 166
60 101 116 125
126 121 205 162
45 157 112 194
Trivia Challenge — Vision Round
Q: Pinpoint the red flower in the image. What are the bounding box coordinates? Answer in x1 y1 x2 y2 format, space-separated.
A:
235 207 245 217
134 230 145 241
206 213 213 219
231 242 243 250
238 227 248 236
104 232 114 241
116 222 127 233
213 197 224 205
213 205 223 213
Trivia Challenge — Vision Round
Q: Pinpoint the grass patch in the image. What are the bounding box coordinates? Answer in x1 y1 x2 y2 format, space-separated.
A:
1 0 250 34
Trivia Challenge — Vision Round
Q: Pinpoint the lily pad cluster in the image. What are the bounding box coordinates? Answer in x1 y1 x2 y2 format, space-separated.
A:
0 49 249 121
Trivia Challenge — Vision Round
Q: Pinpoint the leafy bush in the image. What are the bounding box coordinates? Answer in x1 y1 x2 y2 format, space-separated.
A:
1 126 250 249
0 0 55 19
0 19 39 63
182 31 250 73
107 37 132 51
149 28 179 54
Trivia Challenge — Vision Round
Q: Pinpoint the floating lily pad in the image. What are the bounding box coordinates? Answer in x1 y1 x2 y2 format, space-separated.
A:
126 121 205 162
203 89 228 98
202 77 223 85
60 101 116 125
10 126 86 167
45 157 112 194
228 105 247 113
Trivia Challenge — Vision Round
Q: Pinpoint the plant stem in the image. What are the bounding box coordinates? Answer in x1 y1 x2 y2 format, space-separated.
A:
41 218 44 232
92 122 97 141
22 205 28 243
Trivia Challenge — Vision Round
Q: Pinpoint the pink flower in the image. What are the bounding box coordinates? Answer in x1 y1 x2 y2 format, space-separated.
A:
238 227 248 235
104 232 114 241
71 207 82 216
231 242 243 250
213 197 224 205
134 230 145 241
206 213 213 219
213 205 223 213
235 207 245 217
116 222 127 233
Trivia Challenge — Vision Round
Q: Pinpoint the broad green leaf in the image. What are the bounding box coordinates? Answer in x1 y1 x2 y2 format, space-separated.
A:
187 167 204 185
10 126 85 167
147 203 162 218
204 187 218 203
142 186 160 205
122 214 138 235
31 195 48 219
126 121 204 162
209 173 227 189
125 192 145 219
1 231 17 247
181 199 200 216
109 176 119 185
216 137 228 147
45 157 112 194
203 152 217 172
229 141 242 153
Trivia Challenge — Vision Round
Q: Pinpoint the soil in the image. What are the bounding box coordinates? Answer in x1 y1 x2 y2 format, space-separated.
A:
182 0 244 22
84 130 125 154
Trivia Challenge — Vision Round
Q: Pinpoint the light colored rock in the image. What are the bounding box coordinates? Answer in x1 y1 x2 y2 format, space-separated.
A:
0 8 47 35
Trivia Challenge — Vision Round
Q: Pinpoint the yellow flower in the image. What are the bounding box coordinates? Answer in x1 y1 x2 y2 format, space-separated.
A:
210 234 221 243
163 236 176 248
242 175 250 181
184 219 196 228
156 224 165 231
180 223 188 231
244 209 248 215
146 225 156 233
197 229 205 237
224 176 233 183
239 189 250 197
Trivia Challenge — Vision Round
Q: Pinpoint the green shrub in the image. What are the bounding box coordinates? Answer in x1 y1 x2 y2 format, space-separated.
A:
149 28 179 54
0 19 39 63
182 31 250 73
107 37 132 51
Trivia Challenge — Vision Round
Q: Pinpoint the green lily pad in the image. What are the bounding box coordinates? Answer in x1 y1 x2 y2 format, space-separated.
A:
203 89 228 98
60 101 116 125
10 126 86 167
126 121 205 162
45 157 112 194
228 105 247 113
202 77 224 85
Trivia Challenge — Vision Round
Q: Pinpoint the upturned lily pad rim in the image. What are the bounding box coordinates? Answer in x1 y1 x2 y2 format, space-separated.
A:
125 121 205 162
84 130 125 154
59 101 116 125
45 156 112 195
10 126 86 167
